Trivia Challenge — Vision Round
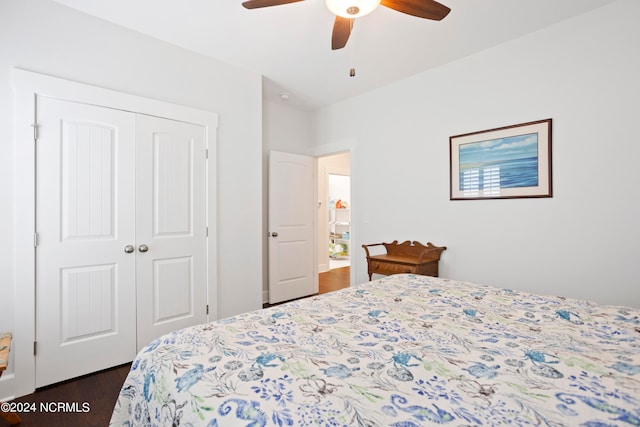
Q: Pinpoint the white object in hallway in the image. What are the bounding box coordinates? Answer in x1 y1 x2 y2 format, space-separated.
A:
268 151 315 304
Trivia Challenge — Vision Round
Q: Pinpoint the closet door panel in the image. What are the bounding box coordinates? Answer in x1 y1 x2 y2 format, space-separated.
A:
35 97 137 387
135 115 207 350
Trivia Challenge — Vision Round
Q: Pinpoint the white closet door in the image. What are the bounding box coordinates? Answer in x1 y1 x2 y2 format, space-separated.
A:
35 97 137 387
135 115 207 350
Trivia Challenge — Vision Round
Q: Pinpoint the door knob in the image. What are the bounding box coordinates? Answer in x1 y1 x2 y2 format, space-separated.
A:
124 245 135 253
270 232 278 237
138 244 149 253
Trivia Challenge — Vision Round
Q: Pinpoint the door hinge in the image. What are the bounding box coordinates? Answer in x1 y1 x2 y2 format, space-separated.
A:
206 304 209 315
31 123 39 140
34 232 39 248
205 149 209 159
33 341 37 356
206 227 209 237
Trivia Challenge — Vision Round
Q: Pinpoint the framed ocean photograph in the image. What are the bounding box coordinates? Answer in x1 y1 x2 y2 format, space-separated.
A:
450 119 552 200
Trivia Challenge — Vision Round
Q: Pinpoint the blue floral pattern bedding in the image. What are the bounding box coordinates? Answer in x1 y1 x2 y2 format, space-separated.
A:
110 274 640 426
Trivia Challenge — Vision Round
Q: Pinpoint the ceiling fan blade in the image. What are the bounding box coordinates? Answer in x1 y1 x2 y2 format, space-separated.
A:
380 0 450 20
332 16 353 50
242 0 304 9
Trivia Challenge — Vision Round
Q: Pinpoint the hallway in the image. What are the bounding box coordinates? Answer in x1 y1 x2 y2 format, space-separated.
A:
264 266 350 308
319 266 350 294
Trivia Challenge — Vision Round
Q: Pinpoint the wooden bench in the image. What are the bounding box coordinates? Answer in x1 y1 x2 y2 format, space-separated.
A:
362 240 446 280
0 332 21 425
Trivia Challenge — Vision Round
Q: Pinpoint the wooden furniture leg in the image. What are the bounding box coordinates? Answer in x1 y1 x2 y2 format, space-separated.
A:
0 333 21 425
0 410 21 425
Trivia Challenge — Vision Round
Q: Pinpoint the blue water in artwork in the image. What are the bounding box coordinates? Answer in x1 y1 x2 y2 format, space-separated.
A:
458 132 540 192
459 156 538 191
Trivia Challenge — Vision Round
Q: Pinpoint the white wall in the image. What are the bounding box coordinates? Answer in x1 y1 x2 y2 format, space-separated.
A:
0 0 263 396
313 0 640 307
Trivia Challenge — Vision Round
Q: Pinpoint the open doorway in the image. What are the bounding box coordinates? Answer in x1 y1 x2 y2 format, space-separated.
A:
328 173 350 269
317 152 351 294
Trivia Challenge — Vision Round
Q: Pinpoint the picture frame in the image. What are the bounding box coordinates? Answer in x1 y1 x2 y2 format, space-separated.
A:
450 119 552 200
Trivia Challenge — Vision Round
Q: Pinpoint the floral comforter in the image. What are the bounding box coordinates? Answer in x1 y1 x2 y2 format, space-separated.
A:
110 274 640 426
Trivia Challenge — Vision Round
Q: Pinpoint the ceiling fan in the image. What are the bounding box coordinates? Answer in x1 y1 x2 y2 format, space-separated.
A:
241 0 451 50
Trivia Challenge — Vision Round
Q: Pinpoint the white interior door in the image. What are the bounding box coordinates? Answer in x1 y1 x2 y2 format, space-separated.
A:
135 115 208 349
268 151 315 304
35 100 209 386
35 97 137 387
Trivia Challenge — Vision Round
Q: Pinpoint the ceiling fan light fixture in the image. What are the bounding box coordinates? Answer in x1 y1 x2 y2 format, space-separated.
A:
326 0 381 18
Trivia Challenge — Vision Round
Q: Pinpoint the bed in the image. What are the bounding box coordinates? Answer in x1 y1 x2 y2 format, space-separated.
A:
110 274 640 426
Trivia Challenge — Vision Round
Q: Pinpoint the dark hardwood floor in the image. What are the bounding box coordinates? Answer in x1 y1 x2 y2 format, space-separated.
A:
263 265 351 308
1 363 131 426
2 266 350 426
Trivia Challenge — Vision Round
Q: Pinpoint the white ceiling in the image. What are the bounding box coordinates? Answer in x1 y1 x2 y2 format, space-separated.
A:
51 0 617 111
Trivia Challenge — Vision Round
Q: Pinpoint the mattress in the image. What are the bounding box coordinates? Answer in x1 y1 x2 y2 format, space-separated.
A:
110 274 640 426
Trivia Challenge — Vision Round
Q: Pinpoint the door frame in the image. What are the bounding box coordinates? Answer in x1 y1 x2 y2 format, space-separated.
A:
323 165 351 272
12 68 218 397
311 139 357 289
